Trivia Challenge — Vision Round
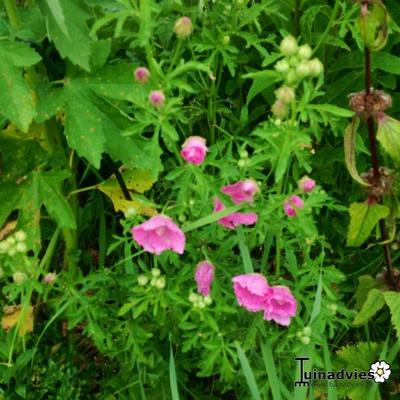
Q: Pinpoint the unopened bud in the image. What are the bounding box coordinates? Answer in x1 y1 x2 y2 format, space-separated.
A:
44 272 57 285
308 58 324 76
149 90 166 108
275 59 290 74
280 35 298 56
301 336 311 345
154 276 166 289
137 274 149 286
151 268 161 277
271 100 288 119
298 44 312 60
15 231 27 242
174 16 193 39
15 242 27 253
296 62 311 78
13 271 27 285
275 86 295 103
134 67 150 84
223 35 230 45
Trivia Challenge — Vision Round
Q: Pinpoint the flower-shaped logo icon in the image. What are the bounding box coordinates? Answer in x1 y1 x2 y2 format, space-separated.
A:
370 360 391 383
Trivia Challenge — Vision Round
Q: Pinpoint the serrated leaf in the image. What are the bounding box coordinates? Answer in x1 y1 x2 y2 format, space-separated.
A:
344 117 370 186
383 291 400 340
39 0 92 71
0 41 41 132
243 70 280 105
353 288 385 326
63 85 105 168
42 0 69 38
347 202 389 247
1 305 34 337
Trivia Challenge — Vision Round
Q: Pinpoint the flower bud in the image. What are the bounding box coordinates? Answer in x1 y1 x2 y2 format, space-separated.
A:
204 295 212 305
271 100 288 119
134 67 151 84
154 276 166 289
151 268 161 277
237 159 247 168
15 231 27 242
302 326 312 337
328 303 338 315
275 59 290 74
308 58 324 76
13 271 27 285
296 62 311 78
285 70 298 85
137 274 149 286
239 149 249 159
0 241 10 254
301 336 311 345
280 35 298 56
44 272 57 285
15 242 27 253
275 86 295 104
223 35 230 45
298 44 312 60
298 176 316 193
149 90 165 108
188 293 198 303
174 16 193 39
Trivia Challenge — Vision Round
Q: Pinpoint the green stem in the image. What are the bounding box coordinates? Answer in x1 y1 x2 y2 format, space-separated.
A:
168 39 183 75
3 0 20 28
313 0 340 54
68 185 97 197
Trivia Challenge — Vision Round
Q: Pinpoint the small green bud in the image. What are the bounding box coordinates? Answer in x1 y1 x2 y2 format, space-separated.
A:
44 272 57 285
308 58 324 76
151 268 161 277
237 159 247 168
15 242 27 253
174 16 193 39
327 303 338 315
280 35 298 56
15 231 27 242
188 293 198 303
275 59 290 74
137 274 149 286
302 326 312 337
301 336 311 345
298 44 312 60
223 35 230 45
289 56 299 67
239 149 249 159
13 271 27 285
0 241 9 253
296 62 311 78
285 70 298 85
204 295 212 305
154 276 166 289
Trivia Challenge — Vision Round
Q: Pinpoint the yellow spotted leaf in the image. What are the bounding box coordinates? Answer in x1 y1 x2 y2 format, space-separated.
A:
98 169 155 194
2 305 34 337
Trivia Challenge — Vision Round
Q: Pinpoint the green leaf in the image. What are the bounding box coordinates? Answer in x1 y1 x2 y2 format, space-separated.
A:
355 275 383 309
42 0 69 38
347 202 389 247
63 85 106 168
383 291 400 340
353 288 385 326
344 117 370 186
0 41 41 132
39 0 92 71
261 342 283 400
243 70 280 104
376 115 400 163
309 104 355 118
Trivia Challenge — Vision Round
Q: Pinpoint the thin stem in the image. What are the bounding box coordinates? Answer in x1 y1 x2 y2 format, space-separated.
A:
3 0 20 28
364 47 395 288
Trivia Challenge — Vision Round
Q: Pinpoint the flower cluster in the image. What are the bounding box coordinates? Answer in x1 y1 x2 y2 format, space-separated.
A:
232 273 297 326
137 268 166 290
188 292 212 309
0 230 27 257
272 35 323 120
297 326 312 345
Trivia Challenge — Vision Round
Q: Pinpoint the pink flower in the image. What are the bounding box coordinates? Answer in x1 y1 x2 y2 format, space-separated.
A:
180 136 208 165
149 90 165 108
232 273 270 312
298 176 315 193
263 286 297 326
283 195 304 217
134 67 150 84
221 179 259 204
213 198 257 230
195 261 214 296
131 215 185 255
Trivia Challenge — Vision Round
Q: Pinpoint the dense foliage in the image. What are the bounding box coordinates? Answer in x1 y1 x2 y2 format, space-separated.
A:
1 0 400 399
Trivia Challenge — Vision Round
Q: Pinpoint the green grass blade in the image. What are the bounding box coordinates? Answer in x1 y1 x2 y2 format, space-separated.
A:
323 342 337 400
261 341 283 400
237 226 254 273
169 342 180 400
236 342 262 400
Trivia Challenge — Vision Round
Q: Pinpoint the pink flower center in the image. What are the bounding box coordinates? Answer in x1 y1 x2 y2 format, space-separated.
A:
155 226 166 237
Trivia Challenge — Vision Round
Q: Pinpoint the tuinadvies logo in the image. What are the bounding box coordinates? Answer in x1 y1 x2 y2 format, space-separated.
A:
294 357 391 387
